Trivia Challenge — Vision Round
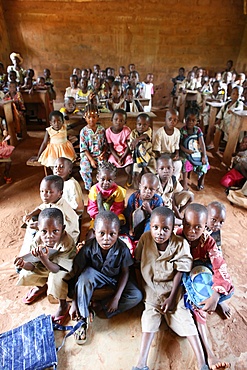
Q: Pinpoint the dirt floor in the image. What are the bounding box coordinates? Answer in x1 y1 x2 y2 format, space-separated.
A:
0 113 247 370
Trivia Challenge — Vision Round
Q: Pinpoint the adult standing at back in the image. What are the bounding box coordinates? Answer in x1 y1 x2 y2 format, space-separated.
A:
7 52 26 85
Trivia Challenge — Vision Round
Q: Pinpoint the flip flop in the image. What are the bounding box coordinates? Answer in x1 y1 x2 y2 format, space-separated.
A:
132 367 149 370
52 305 70 325
22 285 47 304
74 319 87 345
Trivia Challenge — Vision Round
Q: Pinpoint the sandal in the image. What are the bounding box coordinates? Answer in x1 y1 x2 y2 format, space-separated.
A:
74 319 87 345
197 185 204 191
132 367 149 370
22 285 48 304
52 305 70 325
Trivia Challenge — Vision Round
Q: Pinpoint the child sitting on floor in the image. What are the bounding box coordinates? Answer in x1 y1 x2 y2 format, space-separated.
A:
125 173 163 239
15 208 76 325
129 113 156 188
106 109 133 187
53 157 84 215
20 175 79 255
36 110 76 168
79 104 107 190
87 161 126 232
180 106 209 191
156 155 194 223
132 206 209 370
153 108 182 180
66 211 142 345
178 203 233 370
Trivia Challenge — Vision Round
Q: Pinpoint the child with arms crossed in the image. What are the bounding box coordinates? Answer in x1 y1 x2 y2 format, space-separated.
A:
129 113 156 189
20 175 79 255
80 104 107 191
66 211 142 344
106 109 133 187
153 108 182 180
15 208 76 324
156 155 194 223
53 157 84 215
132 207 208 370
178 203 233 369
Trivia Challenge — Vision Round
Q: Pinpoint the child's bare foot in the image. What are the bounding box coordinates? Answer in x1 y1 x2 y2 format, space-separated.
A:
217 302 232 319
52 301 70 325
208 356 231 369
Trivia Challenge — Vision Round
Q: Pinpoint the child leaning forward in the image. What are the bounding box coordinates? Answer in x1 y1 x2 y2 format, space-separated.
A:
132 207 209 370
65 211 142 345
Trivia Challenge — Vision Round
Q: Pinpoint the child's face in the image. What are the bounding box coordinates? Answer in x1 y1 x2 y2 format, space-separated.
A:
97 169 116 190
150 214 173 249
207 206 226 232
139 177 158 201
44 69 50 78
179 68 185 77
129 64 135 72
95 219 119 251
40 180 62 204
38 77 45 86
111 85 122 99
38 217 64 248
230 88 239 102
27 69 34 78
165 111 178 130
183 210 207 243
70 76 78 89
65 98 76 113
53 158 72 180
85 110 99 128
81 79 88 90
9 72 17 82
50 115 63 131
125 88 134 102
215 73 221 81
157 158 174 182
186 114 197 130
8 83 17 94
146 74 154 83
119 66 125 75
112 113 126 130
136 117 149 134
122 75 129 84
239 137 247 151
130 73 138 84
73 68 81 79
212 82 220 95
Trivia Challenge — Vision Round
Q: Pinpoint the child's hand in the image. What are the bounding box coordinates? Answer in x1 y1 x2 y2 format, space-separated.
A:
14 256 25 269
105 296 119 313
28 220 39 230
161 296 175 313
201 155 207 165
142 201 152 214
200 291 220 313
23 213 31 223
90 158 97 168
97 153 104 161
31 246 49 259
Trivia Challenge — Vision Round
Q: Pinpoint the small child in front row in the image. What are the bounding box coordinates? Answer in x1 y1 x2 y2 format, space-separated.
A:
125 173 163 239
37 111 76 168
79 104 107 190
15 208 76 325
132 207 209 370
106 109 133 187
156 155 194 222
20 175 79 256
178 203 233 370
129 113 156 189
180 107 209 191
87 161 126 234
65 211 142 345
60 96 80 122
153 108 182 180
53 157 84 215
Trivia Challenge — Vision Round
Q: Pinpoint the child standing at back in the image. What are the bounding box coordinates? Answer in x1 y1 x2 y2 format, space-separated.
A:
153 108 182 180
37 111 76 168
178 203 233 370
53 157 84 215
129 113 156 188
106 109 133 187
132 206 209 370
180 107 209 191
79 104 107 190
15 208 76 325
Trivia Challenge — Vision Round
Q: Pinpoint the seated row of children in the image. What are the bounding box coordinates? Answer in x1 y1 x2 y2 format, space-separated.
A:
14 167 233 370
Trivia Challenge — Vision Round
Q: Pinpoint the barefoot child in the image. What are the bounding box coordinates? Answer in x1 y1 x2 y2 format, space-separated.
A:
66 211 142 344
132 207 208 370
53 157 84 215
156 154 194 223
179 203 233 369
15 208 76 324
106 109 133 187
37 110 76 168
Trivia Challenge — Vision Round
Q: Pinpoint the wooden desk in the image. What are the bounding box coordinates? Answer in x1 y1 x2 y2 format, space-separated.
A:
222 111 247 167
205 101 225 147
22 90 51 126
0 101 18 146
76 98 150 110
178 90 198 122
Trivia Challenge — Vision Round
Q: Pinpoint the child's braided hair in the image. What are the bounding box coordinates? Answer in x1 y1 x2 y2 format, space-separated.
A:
97 161 117 176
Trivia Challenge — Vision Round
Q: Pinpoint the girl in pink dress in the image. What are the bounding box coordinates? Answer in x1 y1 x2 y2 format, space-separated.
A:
106 109 133 187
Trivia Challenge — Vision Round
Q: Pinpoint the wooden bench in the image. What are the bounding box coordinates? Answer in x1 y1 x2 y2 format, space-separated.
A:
0 101 18 146
22 90 51 126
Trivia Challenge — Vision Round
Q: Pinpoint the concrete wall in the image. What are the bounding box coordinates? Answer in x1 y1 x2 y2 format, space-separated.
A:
2 0 247 103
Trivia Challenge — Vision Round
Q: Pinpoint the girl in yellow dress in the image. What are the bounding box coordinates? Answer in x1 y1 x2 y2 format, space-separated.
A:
38 111 76 167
